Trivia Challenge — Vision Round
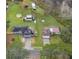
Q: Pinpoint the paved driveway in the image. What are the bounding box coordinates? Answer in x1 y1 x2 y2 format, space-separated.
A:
22 37 34 50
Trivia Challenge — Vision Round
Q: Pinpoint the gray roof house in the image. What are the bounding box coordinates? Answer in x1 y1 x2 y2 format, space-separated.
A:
13 26 34 38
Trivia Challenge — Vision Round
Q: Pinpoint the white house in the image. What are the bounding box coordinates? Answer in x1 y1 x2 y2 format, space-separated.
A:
32 2 36 10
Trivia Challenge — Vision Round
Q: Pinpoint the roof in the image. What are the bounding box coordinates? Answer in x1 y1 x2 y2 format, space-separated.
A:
49 27 60 33
13 26 34 37
43 28 51 36
22 28 34 35
13 26 22 32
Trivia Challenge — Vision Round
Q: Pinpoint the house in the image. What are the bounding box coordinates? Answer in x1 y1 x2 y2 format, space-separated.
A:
13 26 34 38
32 2 36 10
42 27 60 38
23 15 35 21
49 27 60 34
42 27 60 45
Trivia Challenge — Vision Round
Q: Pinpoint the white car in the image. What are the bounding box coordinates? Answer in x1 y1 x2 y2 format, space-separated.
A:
23 15 35 21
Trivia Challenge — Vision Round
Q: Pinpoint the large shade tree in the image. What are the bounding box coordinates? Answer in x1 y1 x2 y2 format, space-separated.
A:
6 48 30 59
41 44 71 59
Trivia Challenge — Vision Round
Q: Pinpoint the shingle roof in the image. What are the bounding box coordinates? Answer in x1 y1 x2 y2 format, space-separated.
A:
49 27 60 33
13 26 34 37
43 28 51 36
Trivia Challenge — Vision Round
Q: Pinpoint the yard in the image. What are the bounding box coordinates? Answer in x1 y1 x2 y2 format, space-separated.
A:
6 1 70 48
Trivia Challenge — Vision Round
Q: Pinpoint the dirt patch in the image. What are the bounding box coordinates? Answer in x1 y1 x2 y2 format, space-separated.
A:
6 33 14 47
31 37 35 46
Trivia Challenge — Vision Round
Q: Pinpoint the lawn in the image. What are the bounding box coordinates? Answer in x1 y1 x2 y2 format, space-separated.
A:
7 1 64 47
10 35 24 48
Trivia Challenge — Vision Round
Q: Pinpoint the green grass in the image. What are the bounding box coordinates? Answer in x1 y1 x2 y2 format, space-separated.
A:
11 35 24 48
7 2 70 48
50 36 62 44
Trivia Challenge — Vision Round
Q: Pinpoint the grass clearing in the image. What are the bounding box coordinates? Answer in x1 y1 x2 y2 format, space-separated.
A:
7 2 70 48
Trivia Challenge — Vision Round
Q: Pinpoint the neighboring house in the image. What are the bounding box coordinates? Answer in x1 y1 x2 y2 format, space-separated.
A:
42 27 60 45
23 15 35 21
32 2 36 10
13 26 34 38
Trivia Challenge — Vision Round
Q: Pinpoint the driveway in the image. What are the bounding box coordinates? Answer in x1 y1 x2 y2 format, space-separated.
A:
22 37 34 50
43 38 50 45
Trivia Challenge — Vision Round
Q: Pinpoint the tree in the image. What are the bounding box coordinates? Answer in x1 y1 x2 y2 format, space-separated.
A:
6 20 10 30
60 28 72 43
41 44 71 59
6 48 30 59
